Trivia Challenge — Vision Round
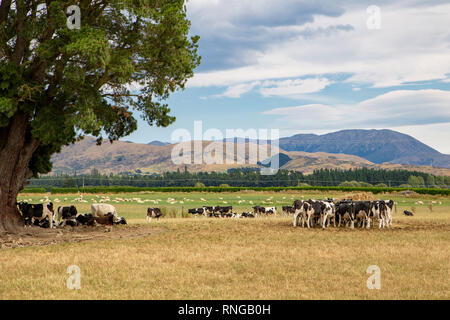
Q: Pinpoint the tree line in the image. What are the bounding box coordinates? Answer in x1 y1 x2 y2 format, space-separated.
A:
27 167 450 189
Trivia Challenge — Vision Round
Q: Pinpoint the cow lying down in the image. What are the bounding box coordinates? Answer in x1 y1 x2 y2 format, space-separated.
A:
18 201 55 228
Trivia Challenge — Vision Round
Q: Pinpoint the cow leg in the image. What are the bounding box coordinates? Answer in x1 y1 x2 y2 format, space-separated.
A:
293 210 300 227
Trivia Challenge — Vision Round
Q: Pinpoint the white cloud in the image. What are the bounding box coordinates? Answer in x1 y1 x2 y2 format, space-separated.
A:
187 2 450 89
263 89 450 129
214 81 261 98
211 77 332 99
260 78 332 98
394 123 450 154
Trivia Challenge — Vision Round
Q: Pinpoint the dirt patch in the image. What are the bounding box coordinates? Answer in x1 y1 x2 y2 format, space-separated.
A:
0 225 164 249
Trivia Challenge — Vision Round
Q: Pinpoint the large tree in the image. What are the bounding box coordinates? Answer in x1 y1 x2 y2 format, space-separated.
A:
0 0 200 231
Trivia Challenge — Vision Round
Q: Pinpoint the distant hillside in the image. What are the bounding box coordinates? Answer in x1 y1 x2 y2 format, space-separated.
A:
147 140 170 146
279 129 450 168
50 136 450 176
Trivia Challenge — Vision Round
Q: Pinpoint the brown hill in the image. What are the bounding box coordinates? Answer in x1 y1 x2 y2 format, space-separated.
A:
51 136 450 176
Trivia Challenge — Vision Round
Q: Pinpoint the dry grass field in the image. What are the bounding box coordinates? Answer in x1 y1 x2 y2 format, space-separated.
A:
0 191 449 300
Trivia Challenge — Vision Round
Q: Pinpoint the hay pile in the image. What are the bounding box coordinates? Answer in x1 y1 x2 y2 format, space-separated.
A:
339 192 375 201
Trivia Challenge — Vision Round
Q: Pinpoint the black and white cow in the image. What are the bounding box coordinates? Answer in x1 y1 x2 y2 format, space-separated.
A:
18 201 55 228
381 200 395 227
403 210 414 216
76 213 95 226
57 205 78 227
214 206 233 217
369 201 386 229
293 200 315 228
321 201 336 228
335 201 355 229
252 206 265 217
282 206 295 215
241 212 255 218
147 208 163 221
306 200 325 227
264 206 277 216
353 201 371 229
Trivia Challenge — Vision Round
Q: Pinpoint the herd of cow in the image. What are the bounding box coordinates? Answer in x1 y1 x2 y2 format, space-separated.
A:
17 202 127 228
186 199 395 229
291 199 395 229
187 206 257 218
16 197 396 230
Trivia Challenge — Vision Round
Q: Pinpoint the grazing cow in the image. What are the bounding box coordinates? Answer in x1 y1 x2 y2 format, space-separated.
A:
241 212 255 218
57 205 78 227
32 216 55 228
335 201 355 229
76 214 95 226
252 206 265 217
91 203 119 222
403 210 414 216
234 212 255 218
94 212 114 225
293 200 315 228
369 201 386 229
18 201 55 228
188 208 199 215
306 200 325 227
378 202 389 229
214 206 233 216
320 201 336 229
203 206 214 216
114 217 127 225
353 201 371 229
147 208 163 221
264 206 277 216
382 200 395 227
282 206 295 215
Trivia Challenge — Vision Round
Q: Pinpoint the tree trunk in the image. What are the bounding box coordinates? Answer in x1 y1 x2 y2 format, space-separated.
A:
0 112 40 233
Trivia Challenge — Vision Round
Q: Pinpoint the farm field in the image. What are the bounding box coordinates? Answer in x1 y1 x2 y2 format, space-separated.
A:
0 191 449 299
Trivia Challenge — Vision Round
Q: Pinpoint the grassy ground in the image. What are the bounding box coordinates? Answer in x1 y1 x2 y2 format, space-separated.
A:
0 191 449 300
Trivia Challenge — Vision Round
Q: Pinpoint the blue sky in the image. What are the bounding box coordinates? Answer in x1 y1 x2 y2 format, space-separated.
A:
123 0 450 153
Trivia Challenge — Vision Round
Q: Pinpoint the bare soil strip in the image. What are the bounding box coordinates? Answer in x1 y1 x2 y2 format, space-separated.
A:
0 225 164 249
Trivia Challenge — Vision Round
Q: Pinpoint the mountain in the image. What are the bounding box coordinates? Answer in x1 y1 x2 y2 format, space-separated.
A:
279 129 450 168
147 140 170 146
50 135 450 176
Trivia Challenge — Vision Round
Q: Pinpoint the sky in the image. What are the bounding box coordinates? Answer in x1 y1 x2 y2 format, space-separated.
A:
123 0 450 154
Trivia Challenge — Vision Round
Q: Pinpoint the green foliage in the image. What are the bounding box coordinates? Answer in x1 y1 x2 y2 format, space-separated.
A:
1 0 201 179
194 182 206 188
375 183 388 188
29 167 450 189
408 175 425 187
20 188 47 193
40 185 450 196
339 181 361 187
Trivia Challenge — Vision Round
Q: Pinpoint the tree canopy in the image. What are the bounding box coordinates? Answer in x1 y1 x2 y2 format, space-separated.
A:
1 0 200 175
0 0 200 230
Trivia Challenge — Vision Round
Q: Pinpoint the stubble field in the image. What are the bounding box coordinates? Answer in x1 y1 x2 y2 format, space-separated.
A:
0 191 449 300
